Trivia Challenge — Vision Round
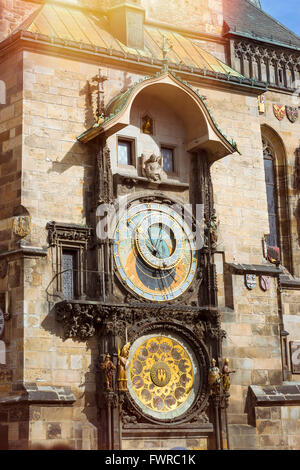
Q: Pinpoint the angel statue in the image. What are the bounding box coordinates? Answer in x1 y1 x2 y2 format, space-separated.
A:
141 154 167 182
117 342 130 392
208 358 221 395
101 354 116 391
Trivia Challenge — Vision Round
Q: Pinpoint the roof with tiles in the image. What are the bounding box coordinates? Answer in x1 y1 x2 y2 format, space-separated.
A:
224 0 300 49
10 2 243 76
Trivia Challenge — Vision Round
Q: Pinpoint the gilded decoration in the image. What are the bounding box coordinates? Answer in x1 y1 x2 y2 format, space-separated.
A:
221 358 235 393
273 104 286 121
118 342 130 391
142 115 153 135
129 336 194 416
12 215 31 238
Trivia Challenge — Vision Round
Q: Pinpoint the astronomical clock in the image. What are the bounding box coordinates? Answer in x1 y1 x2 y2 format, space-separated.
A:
113 201 198 303
99 191 216 437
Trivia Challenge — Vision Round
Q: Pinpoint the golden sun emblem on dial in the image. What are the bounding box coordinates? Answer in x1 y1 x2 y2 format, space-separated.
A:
113 202 197 302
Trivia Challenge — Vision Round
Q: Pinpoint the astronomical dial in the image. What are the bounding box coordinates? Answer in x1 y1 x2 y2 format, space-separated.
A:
127 333 200 420
113 202 197 302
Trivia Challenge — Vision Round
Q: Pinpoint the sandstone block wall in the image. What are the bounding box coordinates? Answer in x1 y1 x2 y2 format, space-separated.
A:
141 0 224 35
221 275 281 422
0 0 39 42
0 51 23 225
255 405 300 450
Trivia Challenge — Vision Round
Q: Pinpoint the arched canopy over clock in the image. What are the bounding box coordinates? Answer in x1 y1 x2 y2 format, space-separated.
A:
113 194 199 302
77 72 239 161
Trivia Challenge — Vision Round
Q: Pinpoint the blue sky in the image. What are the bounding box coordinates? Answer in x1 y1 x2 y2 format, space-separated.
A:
260 0 300 36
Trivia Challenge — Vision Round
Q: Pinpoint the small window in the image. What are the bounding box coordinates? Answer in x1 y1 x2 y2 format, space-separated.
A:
118 139 133 166
62 249 78 300
161 147 175 174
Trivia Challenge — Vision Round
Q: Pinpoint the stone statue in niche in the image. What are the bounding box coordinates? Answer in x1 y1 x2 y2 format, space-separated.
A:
101 354 116 391
118 342 130 392
142 115 153 135
204 210 219 247
208 358 221 395
141 154 167 182
222 358 235 393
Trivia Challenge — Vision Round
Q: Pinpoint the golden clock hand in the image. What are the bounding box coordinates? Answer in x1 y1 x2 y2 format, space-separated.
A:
136 226 158 254
128 218 158 254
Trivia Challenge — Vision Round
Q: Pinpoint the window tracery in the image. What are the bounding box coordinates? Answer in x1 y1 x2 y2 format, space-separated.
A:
234 41 300 89
261 131 293 273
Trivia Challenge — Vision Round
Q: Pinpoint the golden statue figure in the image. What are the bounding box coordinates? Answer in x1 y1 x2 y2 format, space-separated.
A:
118 342 130 392
142 116 153 135
222 358 236 393
208 358 221 394
101 354 116 391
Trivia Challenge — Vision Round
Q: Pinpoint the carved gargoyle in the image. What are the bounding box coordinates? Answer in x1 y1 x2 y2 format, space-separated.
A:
141 154 167 182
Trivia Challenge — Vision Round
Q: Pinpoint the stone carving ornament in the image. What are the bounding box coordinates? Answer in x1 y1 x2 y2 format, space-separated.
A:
234 39 300 89
141 154 167 182
56 302 96 340
286 106 299 123
12 215 31 238
245 274 257 290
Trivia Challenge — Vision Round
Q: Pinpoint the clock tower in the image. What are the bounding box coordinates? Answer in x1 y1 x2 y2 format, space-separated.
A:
54 71 238 450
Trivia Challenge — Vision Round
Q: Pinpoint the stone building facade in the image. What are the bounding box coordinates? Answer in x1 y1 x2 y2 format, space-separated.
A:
0 0 299 450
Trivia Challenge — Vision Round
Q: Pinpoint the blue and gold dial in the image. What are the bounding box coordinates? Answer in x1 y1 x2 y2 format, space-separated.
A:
114 202 197 302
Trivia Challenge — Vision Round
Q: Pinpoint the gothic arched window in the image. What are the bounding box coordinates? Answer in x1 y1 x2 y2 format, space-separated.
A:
262 128 293 273
263 140 279 247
